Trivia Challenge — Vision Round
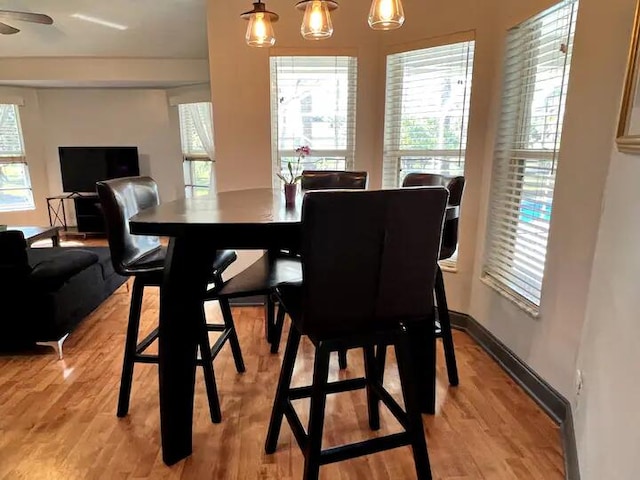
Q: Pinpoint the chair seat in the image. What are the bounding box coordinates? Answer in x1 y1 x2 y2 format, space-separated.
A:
123 247 237 280
211 254 302 299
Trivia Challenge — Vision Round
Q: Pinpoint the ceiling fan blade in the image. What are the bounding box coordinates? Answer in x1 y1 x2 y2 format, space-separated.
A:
0 21 19 34
0 10 53 25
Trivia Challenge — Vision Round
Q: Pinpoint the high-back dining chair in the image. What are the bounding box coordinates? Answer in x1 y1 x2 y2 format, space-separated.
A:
300 170 368 191
294 169 368 367
97 176 243 423
402 172 466 386
265 188 449 480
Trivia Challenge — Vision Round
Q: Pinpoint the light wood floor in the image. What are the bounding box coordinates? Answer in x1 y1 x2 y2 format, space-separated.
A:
0 281 565 479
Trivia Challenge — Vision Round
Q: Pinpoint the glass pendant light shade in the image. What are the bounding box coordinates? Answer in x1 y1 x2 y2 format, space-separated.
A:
368 0 404 30
241 1 279 47
296 0 338 40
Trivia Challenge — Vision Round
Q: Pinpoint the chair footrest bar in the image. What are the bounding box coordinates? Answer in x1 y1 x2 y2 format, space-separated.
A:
284 400 308 451
209 329 232 360
289 378 367 400
133 353 159 364
371 382 410 430
206 324 226 333
319 432 411 465
135 327 159 355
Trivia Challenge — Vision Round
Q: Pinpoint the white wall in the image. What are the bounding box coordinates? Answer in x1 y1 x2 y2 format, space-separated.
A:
37 89 185 202
0 87 187 227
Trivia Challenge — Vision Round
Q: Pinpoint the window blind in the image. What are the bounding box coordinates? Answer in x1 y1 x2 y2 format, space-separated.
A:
0 103 34 212
382 41 475 188
270 56 357 185
483 0 578 310
178 102 212 160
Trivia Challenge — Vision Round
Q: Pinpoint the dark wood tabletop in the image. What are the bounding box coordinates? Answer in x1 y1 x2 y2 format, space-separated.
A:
128 187 459 466
130 187 459 239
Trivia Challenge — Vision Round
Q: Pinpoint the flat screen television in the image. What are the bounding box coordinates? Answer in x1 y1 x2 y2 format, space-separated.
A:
58 146 140 194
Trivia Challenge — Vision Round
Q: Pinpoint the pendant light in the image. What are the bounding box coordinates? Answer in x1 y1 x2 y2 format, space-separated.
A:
241 1 279 47
368 0 404 30
296 0 338 40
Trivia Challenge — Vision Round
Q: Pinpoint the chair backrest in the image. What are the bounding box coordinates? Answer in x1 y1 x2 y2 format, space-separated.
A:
96 176 162 276
299 187 448 338
402 173 465 259
300 170 368 191
0 230 30 277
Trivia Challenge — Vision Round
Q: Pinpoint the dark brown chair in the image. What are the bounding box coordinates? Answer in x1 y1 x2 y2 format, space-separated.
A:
300 170 368 191
279 169 369 368
265 188 448 480
402 172 465 386
97 176 242 423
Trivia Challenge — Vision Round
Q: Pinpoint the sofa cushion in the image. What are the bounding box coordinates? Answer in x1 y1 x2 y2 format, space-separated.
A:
28 248 99 290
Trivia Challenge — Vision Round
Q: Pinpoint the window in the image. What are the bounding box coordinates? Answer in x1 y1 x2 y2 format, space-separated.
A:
382 40 475 188
270 56 357 186
0 104 34 212
178 102 215 197
483 0 578 311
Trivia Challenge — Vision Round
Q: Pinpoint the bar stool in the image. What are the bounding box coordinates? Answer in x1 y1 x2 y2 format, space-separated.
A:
97 176 242 423
265 188 448 480
402 172 465 386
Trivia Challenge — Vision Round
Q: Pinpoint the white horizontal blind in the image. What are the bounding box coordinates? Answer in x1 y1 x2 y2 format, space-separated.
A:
270 56 357 186
178 102 212 160
0 104 34 212
382 41 475 188
483 0 578 310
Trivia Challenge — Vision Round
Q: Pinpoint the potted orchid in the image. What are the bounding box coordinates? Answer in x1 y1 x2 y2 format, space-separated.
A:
277 145 310 205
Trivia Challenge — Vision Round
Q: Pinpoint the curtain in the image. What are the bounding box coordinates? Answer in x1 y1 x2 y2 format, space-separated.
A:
185 102 216 192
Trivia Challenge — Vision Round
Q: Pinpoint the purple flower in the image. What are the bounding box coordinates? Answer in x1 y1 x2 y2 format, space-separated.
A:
295 145 311 157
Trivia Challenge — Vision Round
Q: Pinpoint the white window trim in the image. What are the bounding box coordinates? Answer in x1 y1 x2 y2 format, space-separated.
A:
0 104 34 212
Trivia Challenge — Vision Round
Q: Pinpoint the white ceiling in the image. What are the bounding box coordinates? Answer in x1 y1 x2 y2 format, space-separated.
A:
0 0 209 58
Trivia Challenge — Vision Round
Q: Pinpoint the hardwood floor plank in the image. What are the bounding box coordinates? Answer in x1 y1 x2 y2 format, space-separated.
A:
0 281 565 479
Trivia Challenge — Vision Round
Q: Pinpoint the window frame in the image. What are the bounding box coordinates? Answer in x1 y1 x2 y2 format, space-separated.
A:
482 0 579 314
177 102 215 198
382 34 476 189
269 55 358 188
0 103 34 212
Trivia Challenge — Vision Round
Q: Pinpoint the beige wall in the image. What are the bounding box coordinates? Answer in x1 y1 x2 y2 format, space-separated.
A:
571 0 640 478
0 87 188 226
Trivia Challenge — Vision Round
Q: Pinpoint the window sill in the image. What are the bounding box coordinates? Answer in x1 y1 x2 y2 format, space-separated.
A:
480 274 540 319
0 205 35 213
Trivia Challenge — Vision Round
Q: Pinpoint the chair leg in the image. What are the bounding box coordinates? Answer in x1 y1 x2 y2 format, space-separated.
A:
363 345 380 431
395 325 433 480
265 327 302 454
303 342 331 480
270 303 286 354
219 297 246 373
117 277 144 418
265 294 276 343
198 305 222 424
338 349 348 370
435 267 459 386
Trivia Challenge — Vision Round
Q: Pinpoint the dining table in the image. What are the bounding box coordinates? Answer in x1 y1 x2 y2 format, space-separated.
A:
129 187 459 466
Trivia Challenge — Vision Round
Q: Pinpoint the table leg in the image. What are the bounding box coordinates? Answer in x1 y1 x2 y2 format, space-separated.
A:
159 236 217 466
406 320 436 414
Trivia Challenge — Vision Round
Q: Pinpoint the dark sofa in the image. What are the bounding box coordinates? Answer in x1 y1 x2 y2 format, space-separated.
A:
0 231 126 358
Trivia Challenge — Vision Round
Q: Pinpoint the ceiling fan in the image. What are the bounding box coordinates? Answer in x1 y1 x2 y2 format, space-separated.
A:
0 9 53 35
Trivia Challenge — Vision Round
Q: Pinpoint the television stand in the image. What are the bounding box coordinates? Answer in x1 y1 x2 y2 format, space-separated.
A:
47 194 106 237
